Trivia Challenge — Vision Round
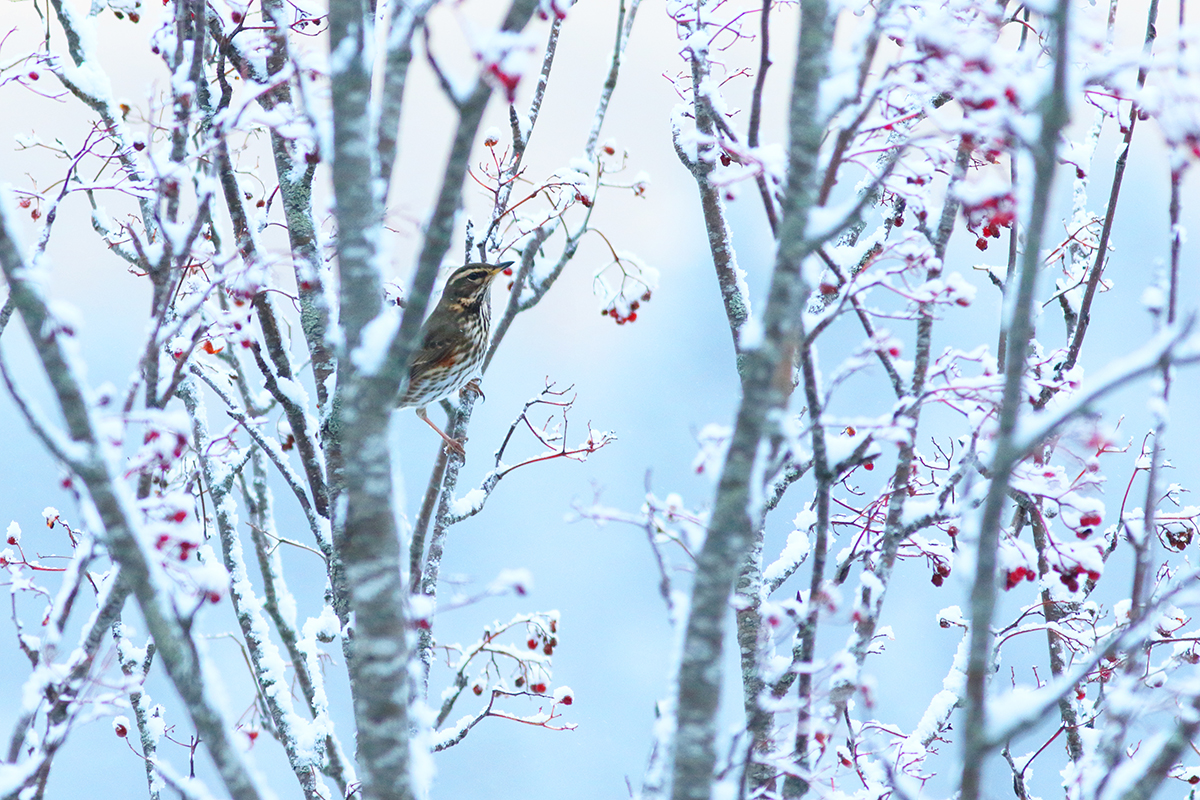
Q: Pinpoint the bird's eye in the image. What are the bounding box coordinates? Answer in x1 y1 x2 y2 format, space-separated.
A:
468 270 488 281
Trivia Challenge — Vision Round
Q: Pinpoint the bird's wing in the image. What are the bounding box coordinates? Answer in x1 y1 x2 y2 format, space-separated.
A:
409 319 465 375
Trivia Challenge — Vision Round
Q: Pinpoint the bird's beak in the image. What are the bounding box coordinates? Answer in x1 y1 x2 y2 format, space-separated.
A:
492 261 515 274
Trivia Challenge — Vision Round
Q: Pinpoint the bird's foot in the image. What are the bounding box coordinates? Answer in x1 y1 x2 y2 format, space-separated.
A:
461 379 485 402
441 436 466 458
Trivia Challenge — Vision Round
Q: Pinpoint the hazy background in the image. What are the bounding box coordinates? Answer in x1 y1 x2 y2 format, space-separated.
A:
1 0 1198 797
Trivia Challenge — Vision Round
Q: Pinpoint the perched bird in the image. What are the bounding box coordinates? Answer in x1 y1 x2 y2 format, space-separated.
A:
398 260 512 455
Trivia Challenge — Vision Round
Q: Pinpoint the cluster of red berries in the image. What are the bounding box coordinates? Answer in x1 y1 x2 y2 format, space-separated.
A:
965 194 1016 251
1003 566 1037 590
527 631 558 657
601 290 652 325
930 561 951 586
512 675 549 694
144 428 188 461
484 62 521 103
17 196 40 221
1074 512 1102 539
500 264 516 291
536 0 571 20
155 533 198 562
1053 563 1100 593
217 290 258 349
1186 134 1200 161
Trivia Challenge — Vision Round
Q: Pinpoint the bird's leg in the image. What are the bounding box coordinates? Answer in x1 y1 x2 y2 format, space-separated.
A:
416 406 466 456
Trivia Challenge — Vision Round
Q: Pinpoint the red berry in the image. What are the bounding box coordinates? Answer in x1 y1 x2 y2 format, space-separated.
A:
863 461 874 471
531 683 547 693
515 676 525 687
231 10 243 22
543 643 553 655
114 723 128 738
502 267 513 276
472 685 483 696
975 237 988 251
819 282 838 295
527 638 538 650
627 312 637 322
931 573 944 586
560 695 573 705
28 71 39 81
1080 513 1102 527
172 510 187 523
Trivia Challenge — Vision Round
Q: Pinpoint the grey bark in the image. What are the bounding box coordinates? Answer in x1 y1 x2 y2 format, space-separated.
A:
669 0 832 797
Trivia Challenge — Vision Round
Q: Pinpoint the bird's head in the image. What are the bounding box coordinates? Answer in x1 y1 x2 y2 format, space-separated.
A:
440 261 513 310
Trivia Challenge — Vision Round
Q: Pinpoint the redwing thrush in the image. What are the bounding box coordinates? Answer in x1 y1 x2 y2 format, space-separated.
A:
398 261 512 454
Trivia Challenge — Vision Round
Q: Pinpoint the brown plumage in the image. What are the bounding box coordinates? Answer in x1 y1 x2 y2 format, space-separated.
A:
398 261 511 454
